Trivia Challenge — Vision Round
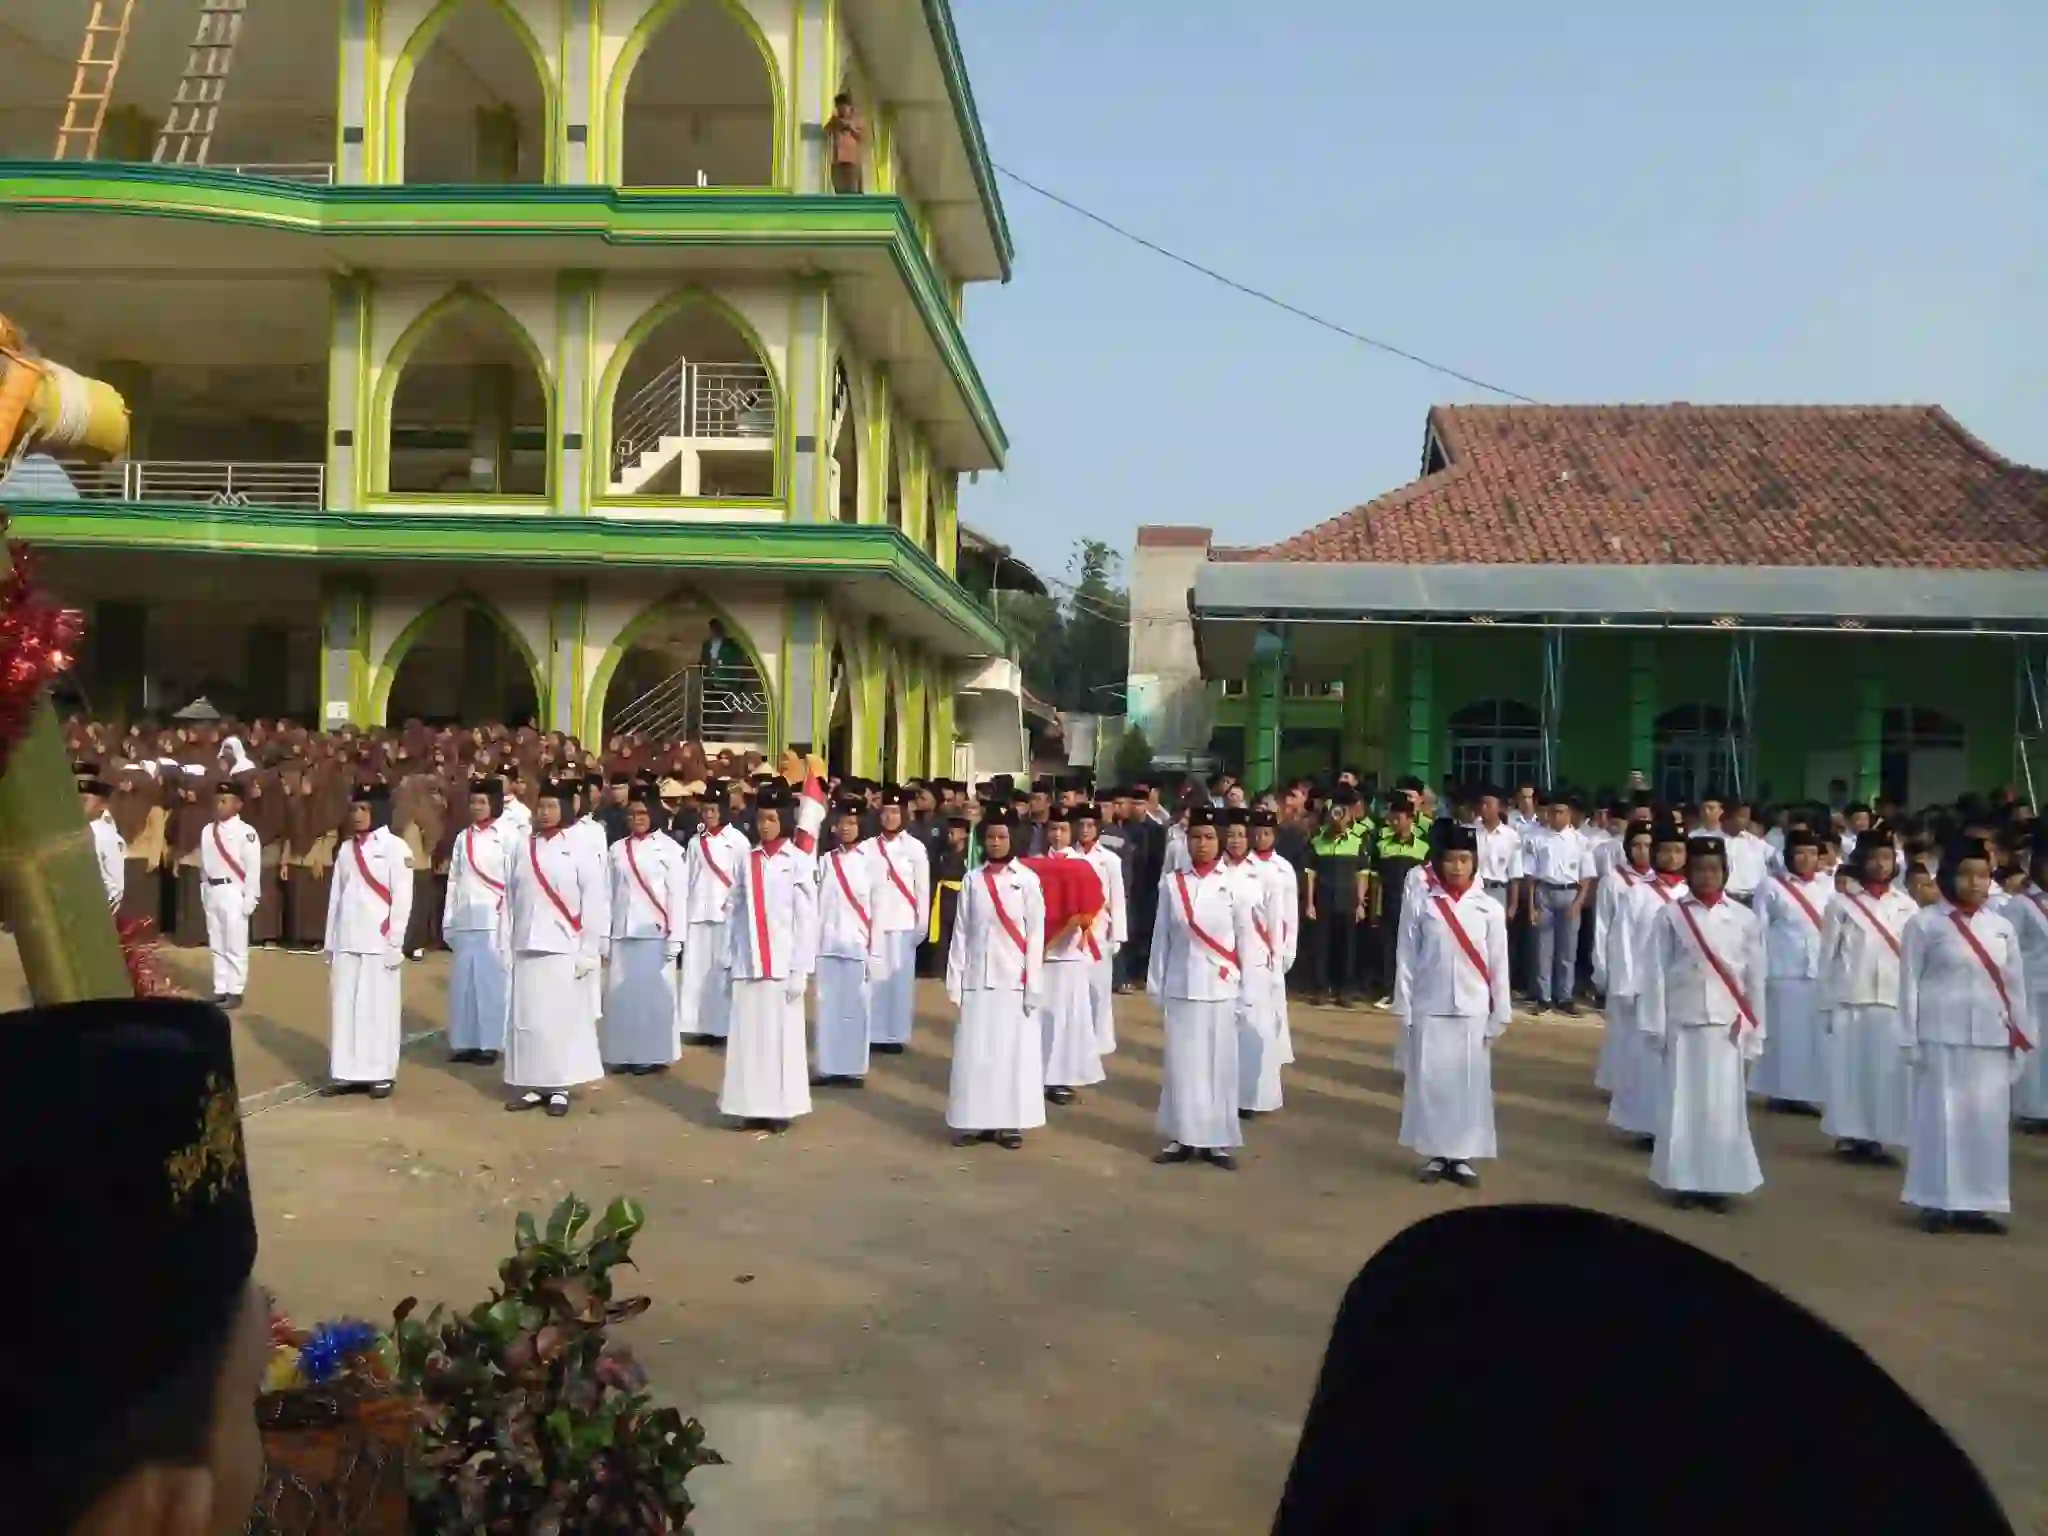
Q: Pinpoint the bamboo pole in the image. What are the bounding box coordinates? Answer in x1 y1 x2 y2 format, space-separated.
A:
0 698 132 1002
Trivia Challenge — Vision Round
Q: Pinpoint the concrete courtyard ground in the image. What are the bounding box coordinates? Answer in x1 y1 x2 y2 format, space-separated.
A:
8 941 2044 1532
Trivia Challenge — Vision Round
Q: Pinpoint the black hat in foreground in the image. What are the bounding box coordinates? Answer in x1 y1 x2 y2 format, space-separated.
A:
979 802 1020 830
1271 1206 2006 1536
0 999 257 1529
1431 822 1478 857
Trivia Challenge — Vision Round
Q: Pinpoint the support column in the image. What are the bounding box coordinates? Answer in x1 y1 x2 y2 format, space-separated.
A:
560 0 595 183
556 271 595 515
782 593 824 757
1245 628 1285 793
791 0 831 194
1403 633 1434 787
338 0 372 184
94 362 152 459
547 580 586 736
1539 627 1565 789
319 575 373 728
1853 657 1884 805
470 365 514 493
856 628 887 778
1627 637 1657 788
326 274 369 509
787 283 829 521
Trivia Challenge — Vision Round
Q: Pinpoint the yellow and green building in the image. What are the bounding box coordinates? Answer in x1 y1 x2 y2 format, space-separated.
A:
0 0 1018 778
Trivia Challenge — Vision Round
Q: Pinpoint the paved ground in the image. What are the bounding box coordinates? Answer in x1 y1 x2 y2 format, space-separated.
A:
9 941 2045 1532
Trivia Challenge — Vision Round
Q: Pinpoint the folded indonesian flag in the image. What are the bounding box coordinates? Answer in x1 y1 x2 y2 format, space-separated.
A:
792 770 828 853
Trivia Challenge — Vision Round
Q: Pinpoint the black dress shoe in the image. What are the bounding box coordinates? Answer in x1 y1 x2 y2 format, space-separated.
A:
507 1091 545 1113
1418 1158 1447 1185
477 1050 501 1066
448 1049 478 1065
1559 1001 1581 1018
1672 1191 1700 1210
997 1130 1023 1150
544 1093 570 1118
1204 1149 1237 1171
1697 1194 1731 1214
1918 1209 1951 1234
1045 1086 1076 1106
224 994 244 1011
368 1081 394 1100
1447 1161 1480 1188
874 1042 906 1055
1152 1143 1193 1165
952 1131 978 1148
767 1119 791 1135
1955 1211 2008 1236
319 1082 360 1098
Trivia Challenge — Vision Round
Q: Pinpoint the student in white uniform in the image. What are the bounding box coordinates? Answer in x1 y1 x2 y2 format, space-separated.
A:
1072 802 1127 1056
1473 785 1524 915
1039 809 1107 1106
676 784 747 1046
2001 834 2048 1130
79 773 126 911
501 781 606 1119
443 777 512 1066
864 788 931 1054
1751 828 1835 1114
813 797 882 1088
1605 820 1691 1146
1899 838 2033 1234
569 776 613 1036
322 786 412 1100
199 781 263 1009
601 790 688 1075
1592 815 1654 1097
1723 798 1773 905
1222 807 1288 1116
719 783 819 1132
1393 823 1511 1187
1523 794 1593 1015
1636 837 1768 1212
1249 808 1300 1075
1149 805 1259 1171
1817 822 1916 1162
945 804 1047 1148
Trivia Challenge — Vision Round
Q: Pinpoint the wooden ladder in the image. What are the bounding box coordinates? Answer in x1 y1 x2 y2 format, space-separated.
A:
153 0 250 166
53 0 142 161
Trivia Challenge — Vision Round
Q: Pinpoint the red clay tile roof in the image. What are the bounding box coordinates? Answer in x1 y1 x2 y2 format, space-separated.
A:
1256 405 2048 569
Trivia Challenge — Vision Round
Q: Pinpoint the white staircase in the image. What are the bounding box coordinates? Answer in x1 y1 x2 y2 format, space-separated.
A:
608 359 776 496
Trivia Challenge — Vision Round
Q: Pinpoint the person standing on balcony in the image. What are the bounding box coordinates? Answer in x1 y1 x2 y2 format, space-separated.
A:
864 787 931 1055
700 618 740 672
678 784 748 1046
322 786 413 1101
826 92 865 194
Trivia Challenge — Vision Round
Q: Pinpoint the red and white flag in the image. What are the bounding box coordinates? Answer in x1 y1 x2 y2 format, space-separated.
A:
792 769 829 854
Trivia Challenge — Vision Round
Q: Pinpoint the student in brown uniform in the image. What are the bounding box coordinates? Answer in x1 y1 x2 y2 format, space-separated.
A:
244 769 287 950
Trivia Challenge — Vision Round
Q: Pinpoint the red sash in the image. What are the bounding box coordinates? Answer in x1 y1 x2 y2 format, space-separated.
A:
1773 874 1825 932
1945 909 2029 1053
697 835 733 888
1648 877 1681 904
210 823 246 884
750 849 775 973
352 835 394 938
529 836 581 933
1677 901 1758 1043
624 836 671 936
1430 889 1492 1007
831 849 872 938
876 837 919 912
1841 889 1901 959
984 866 1028 956
465 826 505 907
1617 866 1640 888
1173 871 1238 983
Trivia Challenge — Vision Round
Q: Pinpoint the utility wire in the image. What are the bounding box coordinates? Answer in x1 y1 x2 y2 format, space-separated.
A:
993 163 1541 405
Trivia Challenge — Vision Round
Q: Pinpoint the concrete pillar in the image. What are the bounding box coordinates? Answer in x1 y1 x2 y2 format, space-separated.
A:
547 579 585 736
475 105 521 183
319 575 373 728
1403 633 1435 787
782 595 823 755
856 629 887 779
787 284 829 521
95 362 153 460
1854 658 1884 805
326 274 368 508
338 0 371 183
1628 637 1658 786
470 364 515 493
1245 628 1285 793
561 0 594 183
556 271 595 514
791 0 831 193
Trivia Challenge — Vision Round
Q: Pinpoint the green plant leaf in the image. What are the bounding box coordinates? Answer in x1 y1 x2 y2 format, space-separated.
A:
591 1196 645 1245
516 1209 539 1251
545 1193 592 1248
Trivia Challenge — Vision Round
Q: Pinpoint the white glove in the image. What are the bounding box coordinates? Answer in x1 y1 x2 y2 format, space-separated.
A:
574 956 596 980
665 943 683 964
784 976 807 1003
599 937 612 961
945 986 962 1008
383 948 403 972
321 950 334 968
1109 940 1122 958
2009 1048 2028 1086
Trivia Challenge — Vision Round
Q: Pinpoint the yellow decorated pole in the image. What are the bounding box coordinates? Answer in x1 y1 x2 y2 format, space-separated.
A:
0 313 136 1003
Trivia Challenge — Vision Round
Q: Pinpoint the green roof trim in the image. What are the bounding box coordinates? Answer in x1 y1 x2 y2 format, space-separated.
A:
0 163 1006 465
1 499 1007 656
922 0 1014 279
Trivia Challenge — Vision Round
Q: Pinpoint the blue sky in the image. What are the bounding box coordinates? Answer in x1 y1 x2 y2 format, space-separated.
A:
950 0 2047 579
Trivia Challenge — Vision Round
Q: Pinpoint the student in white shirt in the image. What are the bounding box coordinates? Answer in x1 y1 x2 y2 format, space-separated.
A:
1998 834 2048 1129
815 798 884 1087
946 804 1047 1148
78 774 126 912
1473 786 1524 915
443 778 512 1065
1722 798 1774 905
199 781 263 1009
718 783 820 1132
1524 795 1593 1015
322 786 412 1099
1817 823 1916 1161
1751 828 1835 1113
601 791 688 1074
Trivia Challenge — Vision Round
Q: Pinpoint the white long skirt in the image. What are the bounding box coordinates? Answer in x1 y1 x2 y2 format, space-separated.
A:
1041 963 1106 1088
2013 990 2048 1120
1605 994 1661 1138
813 955 872 1079
1751 977 1827 1105
1651 1025 1764 1195
600 937 679 1067
1399 1012 1497 1161
676 924 731 1039
719 978 812 1120
1594 1004 1629 1094
1903 1043 2012 1214
1275 983 1296 1066
446 929 509 1053
1822 1004 1912 1149
949 986 1047 1131
1086 947 1118 1054
329 952 402 1082
1157 997 1243 1150
1238 969 1285 1113
869 929 919 1045
504 952 604 1090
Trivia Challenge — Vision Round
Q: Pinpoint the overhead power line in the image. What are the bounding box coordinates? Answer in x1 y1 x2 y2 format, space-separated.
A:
993 163 1540 405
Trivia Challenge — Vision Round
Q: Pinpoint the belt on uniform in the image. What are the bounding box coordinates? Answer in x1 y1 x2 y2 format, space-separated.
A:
1482 879 1508 890
1539 879 1580 889
205 876 235 887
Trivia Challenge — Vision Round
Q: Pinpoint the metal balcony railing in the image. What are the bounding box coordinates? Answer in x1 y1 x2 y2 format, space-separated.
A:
611 360 776 479
35 459 326 510
609 663 771 746
211 162 337 185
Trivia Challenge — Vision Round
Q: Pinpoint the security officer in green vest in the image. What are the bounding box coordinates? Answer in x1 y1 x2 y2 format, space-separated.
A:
1302 788 1370 1006
1369 792 1432 1008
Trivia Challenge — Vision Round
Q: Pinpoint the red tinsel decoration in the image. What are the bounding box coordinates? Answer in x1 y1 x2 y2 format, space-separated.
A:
117 917 186 1000
0 530 81 780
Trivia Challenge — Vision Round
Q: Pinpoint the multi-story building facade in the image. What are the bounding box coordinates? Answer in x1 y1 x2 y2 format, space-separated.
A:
0 0 1015 778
